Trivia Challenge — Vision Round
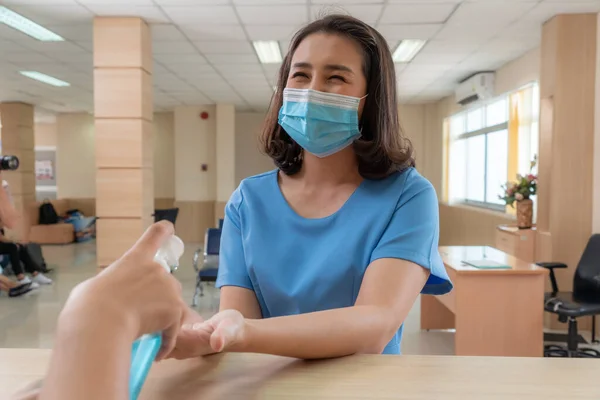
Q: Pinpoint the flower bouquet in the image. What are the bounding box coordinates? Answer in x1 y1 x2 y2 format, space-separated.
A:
499 157 537 229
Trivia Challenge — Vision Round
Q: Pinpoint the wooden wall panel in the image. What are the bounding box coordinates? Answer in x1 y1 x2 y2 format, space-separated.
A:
537 14 597 333
94 69 152 120
93 17 152 73
96 168 153 218
174 201 215 243
0 103 33 128
95 119 153 168
154 198 175 210
94 17 153 268
439 203 515 246
96 217 152 267
214 201 226 225
1 127 34 150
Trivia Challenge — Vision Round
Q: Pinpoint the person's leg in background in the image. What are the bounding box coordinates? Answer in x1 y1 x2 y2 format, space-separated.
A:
0 241 27 281
0 274 33 297
18 245 52 285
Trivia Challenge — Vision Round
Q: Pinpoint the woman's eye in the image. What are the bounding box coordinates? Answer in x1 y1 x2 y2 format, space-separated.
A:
329 75 346 82
292 72 309 79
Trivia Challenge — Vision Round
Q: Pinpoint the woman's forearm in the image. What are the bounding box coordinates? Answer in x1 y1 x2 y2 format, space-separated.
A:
232 306 396 359
40 309 136 400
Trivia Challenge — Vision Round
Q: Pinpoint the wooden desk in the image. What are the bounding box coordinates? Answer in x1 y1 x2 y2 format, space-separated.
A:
421 246 548 357
3 349 599 400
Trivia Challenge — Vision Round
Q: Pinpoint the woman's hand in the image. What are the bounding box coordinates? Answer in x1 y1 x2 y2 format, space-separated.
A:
59 221 188 359
167 309 245 359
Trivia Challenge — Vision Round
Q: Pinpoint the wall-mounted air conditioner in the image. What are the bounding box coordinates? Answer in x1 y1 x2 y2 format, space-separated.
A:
455 72 495 106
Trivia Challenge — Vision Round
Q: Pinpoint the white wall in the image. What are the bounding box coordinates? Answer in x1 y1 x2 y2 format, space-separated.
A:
56 113 95 198
174 106 216 202
34 122 57 148
495 47 541 95
234 112 273 185
54 112 176 199
153 112 175 199
398 105 426 173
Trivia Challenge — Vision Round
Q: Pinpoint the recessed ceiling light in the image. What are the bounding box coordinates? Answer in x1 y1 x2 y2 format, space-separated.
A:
392 40 427 63
20 71 70 87
0 6 64 42
253 41 282 64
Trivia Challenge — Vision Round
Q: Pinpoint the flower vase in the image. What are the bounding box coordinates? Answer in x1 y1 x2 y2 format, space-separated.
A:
516 199 533 229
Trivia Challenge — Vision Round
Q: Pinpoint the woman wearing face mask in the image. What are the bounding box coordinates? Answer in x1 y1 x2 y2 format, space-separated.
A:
168 14 452 360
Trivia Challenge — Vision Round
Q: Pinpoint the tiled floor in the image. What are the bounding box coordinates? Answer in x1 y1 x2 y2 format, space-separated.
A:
0 242 465 355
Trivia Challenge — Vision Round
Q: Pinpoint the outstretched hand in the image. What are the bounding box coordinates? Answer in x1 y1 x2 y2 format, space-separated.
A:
167 309 245 359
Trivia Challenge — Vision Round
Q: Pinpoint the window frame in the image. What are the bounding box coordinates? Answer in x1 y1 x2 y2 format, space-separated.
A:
448 100 510 212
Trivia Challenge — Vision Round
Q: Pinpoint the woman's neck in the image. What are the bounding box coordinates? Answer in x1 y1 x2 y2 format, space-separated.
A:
296 147 361 186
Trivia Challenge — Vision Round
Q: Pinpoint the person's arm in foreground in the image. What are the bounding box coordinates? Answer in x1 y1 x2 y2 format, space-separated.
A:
0 178 19 230
38 221 189 400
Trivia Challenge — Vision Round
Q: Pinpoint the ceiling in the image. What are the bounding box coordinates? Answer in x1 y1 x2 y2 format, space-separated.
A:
0 0 599 118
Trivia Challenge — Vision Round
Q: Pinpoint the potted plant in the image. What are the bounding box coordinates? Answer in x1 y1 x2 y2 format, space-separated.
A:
499 157 537 229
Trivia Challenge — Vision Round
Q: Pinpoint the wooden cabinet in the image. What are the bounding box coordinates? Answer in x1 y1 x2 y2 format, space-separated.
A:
495 225 536 263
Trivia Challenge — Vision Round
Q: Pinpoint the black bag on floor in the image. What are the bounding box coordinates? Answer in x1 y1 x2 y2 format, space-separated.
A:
39 200 59 225
24 243 51 273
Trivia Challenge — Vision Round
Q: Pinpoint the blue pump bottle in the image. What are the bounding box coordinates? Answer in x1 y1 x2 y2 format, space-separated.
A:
128 235 184 400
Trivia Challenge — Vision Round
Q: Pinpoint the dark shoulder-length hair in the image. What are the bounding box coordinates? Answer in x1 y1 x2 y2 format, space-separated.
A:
259 14 415 179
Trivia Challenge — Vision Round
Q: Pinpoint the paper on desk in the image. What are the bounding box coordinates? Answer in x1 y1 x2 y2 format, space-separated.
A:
462 259 511 269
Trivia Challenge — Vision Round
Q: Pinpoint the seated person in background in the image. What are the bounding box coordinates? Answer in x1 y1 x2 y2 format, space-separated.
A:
0 179 52 286
20 221 190 400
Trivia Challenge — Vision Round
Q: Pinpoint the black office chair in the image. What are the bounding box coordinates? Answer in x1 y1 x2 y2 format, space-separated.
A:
537 234 600 358
153 208 179 225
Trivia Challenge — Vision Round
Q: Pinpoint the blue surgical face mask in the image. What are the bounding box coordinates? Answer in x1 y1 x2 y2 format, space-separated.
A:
278 88 364 158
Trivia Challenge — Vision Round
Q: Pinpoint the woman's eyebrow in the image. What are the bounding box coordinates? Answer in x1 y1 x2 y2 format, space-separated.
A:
291 62 354 74
324 64 354 74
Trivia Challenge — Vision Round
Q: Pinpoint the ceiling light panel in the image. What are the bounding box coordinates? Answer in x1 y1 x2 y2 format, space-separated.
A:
0 6 64 41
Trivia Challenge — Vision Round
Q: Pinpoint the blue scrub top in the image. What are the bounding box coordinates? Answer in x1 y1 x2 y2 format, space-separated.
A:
216 167 453 354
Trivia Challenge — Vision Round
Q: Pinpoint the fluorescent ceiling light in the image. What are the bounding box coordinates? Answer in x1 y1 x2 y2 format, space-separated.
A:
253 41 282 64
0 6 64 42
393 40 427 63
20 71 70 87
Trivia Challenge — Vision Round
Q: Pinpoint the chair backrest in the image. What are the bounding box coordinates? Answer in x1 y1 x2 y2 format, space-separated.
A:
218 218 224 230
154 208 179 224
204 228 221 256
573 234 600 301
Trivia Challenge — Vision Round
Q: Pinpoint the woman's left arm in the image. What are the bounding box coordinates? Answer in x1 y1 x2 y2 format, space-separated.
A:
225 259 428 358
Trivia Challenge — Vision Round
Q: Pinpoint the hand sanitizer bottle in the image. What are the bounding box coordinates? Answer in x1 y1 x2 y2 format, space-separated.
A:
129 234 184 400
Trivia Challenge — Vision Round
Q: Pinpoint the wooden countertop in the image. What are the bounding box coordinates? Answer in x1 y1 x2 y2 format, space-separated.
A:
439 246 547 275
3 349 599 400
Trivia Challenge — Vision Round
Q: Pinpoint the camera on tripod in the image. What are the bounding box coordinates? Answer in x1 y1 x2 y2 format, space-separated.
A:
0 156 19 171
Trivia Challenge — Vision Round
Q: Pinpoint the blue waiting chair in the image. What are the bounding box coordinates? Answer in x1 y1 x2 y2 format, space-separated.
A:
192 228 221 306
153 208 179 224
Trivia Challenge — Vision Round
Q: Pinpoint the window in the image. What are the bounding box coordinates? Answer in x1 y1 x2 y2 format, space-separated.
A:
445 83 540 212
447 98 509 209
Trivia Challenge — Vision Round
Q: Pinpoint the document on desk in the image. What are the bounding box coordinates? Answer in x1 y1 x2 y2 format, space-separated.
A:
462 259 511 269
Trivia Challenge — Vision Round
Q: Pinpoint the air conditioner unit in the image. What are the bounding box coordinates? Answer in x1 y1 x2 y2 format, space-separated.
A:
455 72 495 106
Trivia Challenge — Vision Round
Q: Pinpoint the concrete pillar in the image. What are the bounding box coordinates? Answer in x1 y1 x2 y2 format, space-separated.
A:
215 104 236 223
0 102 35 239
93 17 153 267
537 14 597 331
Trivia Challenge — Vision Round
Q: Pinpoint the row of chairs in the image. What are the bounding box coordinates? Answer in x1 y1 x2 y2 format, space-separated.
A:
191 219 223 307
